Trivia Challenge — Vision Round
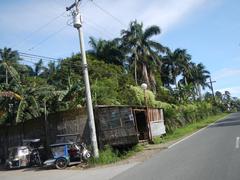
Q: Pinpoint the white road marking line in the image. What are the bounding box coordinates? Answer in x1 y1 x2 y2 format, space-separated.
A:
236 137 240 149
168 123 215 149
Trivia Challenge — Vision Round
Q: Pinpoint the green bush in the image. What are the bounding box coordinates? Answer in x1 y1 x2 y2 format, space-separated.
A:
89 144 144 165
89 145 120 165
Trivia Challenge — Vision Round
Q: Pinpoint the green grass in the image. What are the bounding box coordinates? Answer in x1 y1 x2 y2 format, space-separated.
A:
89 144 144 166
153 113 228 144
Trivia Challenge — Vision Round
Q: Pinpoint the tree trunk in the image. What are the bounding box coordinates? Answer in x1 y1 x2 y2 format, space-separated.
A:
198 84 202 100
149 71 156 93
134 49 138 85
21 121 25 145
44 100 49 147
142 63 150 86
5 69 8 84
174 76 178 89
184 77 188 85
134 57 137 85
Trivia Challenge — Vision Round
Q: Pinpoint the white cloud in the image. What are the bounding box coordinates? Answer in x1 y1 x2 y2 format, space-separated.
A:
138 0 207 33
216 86 240 98
213 68 240 80
0 0 209 56
82 0 208 35
1 0 208 39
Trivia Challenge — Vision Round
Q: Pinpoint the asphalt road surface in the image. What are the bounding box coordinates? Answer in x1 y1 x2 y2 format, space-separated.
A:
112 113 240 180
1 113 240 180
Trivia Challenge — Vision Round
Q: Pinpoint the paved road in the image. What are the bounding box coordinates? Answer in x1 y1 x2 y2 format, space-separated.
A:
0 163 139 180
112 113 240 180
1 113 240 180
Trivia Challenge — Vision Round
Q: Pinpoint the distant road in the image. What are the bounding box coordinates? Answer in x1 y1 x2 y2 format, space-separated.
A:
112 113 240 180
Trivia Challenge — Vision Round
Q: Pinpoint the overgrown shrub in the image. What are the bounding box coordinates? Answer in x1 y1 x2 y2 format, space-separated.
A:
89 145 144 165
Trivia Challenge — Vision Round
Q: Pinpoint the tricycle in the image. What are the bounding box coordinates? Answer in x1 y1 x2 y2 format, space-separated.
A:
43 134 91 169
5 139 43 169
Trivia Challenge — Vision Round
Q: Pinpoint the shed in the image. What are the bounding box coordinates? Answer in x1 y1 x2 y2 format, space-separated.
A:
94 106 166 148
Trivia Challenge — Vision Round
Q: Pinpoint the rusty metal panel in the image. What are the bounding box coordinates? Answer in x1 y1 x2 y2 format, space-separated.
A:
147 108 166 137
147 108 163 122
95 106 138 147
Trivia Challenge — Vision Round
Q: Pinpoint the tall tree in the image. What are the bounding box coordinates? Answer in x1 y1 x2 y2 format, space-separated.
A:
0 47 20 84
121 20 165 90
88 37 125 66
162 48 184 88
177 49 192 86
188 63 210 99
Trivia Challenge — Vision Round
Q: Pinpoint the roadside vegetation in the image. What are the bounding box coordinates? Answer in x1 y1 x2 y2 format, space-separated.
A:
153 113 228 144
89 145 144 165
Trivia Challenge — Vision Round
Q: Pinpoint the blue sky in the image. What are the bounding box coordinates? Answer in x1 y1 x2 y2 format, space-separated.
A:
0 0 240 97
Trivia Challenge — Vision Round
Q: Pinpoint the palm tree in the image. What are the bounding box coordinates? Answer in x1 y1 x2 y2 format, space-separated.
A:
215 91 223 103
177 49 192 86
189 63 210 99
120 20 165 90
0 47 20 84
88 37 107 59
88 37 125 66
34 59 45 76
40 61 57 84
162 48 184 88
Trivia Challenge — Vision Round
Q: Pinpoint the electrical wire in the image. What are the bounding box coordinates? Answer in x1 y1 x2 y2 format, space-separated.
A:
90 0 126 27
20 59 84 73
83 16 116 38
84 22 112 39
18 52 84 69
11 11 67 49
19 52 60 61
27 25 69 51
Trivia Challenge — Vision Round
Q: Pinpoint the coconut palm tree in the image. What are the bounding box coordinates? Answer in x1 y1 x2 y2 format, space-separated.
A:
162 48 184 88
188 63 210 99
120 20 165 90
215 91 223 103
88 37 125 66
0 47 20 84
177 49 192 86
34 59 46 76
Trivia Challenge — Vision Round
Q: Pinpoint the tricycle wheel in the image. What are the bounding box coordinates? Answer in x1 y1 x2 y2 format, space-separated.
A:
55 158 68 169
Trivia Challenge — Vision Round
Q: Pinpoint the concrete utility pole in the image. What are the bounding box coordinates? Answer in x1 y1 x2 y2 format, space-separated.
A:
207 77 216 102
66 0 99 158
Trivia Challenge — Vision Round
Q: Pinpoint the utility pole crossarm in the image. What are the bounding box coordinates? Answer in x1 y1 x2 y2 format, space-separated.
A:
66 3 76 11
207 77 216 101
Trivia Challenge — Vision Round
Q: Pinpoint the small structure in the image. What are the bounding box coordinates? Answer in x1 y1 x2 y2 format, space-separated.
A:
94 105 166 148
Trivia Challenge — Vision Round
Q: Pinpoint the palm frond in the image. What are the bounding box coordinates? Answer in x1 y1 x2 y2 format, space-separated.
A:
144 25 161 40
2 62 20 83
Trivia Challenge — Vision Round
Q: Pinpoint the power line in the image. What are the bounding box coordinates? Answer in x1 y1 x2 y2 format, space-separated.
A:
84 21 112 39
90 0 126 27
19 52 61 61
19 58 85 72
27 25 68 51
83 16 117 38
18 52 85 69
11 11 67 49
